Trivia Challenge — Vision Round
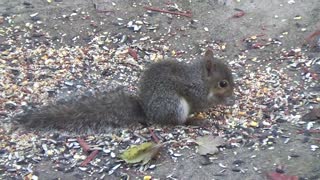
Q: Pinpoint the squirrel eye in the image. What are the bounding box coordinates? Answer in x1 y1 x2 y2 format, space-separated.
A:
218 80 229 88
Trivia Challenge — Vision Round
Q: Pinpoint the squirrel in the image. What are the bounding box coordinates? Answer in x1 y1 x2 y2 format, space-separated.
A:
15 49 235 134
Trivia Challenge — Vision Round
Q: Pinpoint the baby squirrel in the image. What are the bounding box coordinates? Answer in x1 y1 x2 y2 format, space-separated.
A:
17 49 235 133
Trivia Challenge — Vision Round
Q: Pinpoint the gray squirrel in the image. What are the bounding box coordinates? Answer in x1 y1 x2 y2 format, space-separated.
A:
16 49 235 133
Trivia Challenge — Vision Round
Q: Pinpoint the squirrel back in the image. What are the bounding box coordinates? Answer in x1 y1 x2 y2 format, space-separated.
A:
139 49 235 125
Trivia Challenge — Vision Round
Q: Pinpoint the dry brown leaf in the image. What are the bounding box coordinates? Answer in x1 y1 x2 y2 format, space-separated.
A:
195 135 225 155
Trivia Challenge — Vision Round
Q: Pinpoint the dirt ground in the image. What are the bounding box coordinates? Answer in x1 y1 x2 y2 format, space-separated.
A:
1 0 320 179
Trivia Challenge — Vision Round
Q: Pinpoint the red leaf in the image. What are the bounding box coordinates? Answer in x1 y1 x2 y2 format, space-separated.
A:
266 172 299 180
305 30 320 43
128 48 138 60
77 138 90 153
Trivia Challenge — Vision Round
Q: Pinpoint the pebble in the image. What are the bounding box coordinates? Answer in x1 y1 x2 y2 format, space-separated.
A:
30 13 39 17
288 0 295 4
289 154 300 158
232 160 245 165
231 168 241 172
200 156 213 165
310 145 319 151
148 164 156 170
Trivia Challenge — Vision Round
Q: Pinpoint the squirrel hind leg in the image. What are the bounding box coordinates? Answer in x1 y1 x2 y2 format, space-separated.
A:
146 96 190 125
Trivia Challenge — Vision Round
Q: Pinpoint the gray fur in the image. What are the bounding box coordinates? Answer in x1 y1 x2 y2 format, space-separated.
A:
139 51 235 125
16 89 146 134
16 50 234 134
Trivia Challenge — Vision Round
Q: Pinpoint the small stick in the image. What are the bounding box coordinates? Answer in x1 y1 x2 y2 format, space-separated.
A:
148 128 160 143
144 6 192 18
256 34 266 37
305 30 320 43
77 138 90 153
96 10 114 13
80 150 99 166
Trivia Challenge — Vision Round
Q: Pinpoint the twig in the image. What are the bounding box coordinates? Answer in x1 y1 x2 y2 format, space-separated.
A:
144 6 192 18
305 30 320 43
80 150 99 166
96 10 114 13
148 128 160 143
77 138 90 153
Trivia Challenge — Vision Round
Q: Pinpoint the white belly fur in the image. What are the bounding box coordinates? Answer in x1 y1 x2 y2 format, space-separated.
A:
207 91 214 99
179 97 190 123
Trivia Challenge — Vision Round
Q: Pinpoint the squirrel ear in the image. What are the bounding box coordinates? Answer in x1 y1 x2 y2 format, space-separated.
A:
204 49 214 60
204 49 215 74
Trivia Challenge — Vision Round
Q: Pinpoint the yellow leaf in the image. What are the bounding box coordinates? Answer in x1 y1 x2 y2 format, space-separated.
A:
120 142 162 165
144 176 152 180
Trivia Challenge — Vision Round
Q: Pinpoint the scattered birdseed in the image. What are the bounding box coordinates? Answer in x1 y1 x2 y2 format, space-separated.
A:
0 1 319 179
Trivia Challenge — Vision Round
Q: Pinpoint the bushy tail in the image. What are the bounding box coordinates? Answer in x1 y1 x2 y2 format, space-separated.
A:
16 89 147 134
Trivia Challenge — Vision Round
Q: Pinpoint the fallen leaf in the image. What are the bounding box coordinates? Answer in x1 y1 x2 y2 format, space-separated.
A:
143 176 152 180
195 135 225 155
120 142 162 165
23 173 33 180
128 48 138 60
266 172 299 180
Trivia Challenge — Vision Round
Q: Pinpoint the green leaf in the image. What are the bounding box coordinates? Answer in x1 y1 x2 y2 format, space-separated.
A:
195 135 225 155
120 142 162 165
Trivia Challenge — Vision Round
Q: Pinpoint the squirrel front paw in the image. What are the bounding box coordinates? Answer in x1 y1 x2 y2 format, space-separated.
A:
185 114 210 127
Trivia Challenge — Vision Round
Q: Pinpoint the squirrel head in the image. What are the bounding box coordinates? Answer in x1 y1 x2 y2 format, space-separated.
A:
203 49 235 106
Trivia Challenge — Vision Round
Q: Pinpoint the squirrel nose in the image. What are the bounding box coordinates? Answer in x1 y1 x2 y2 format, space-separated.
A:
224 95 236 106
